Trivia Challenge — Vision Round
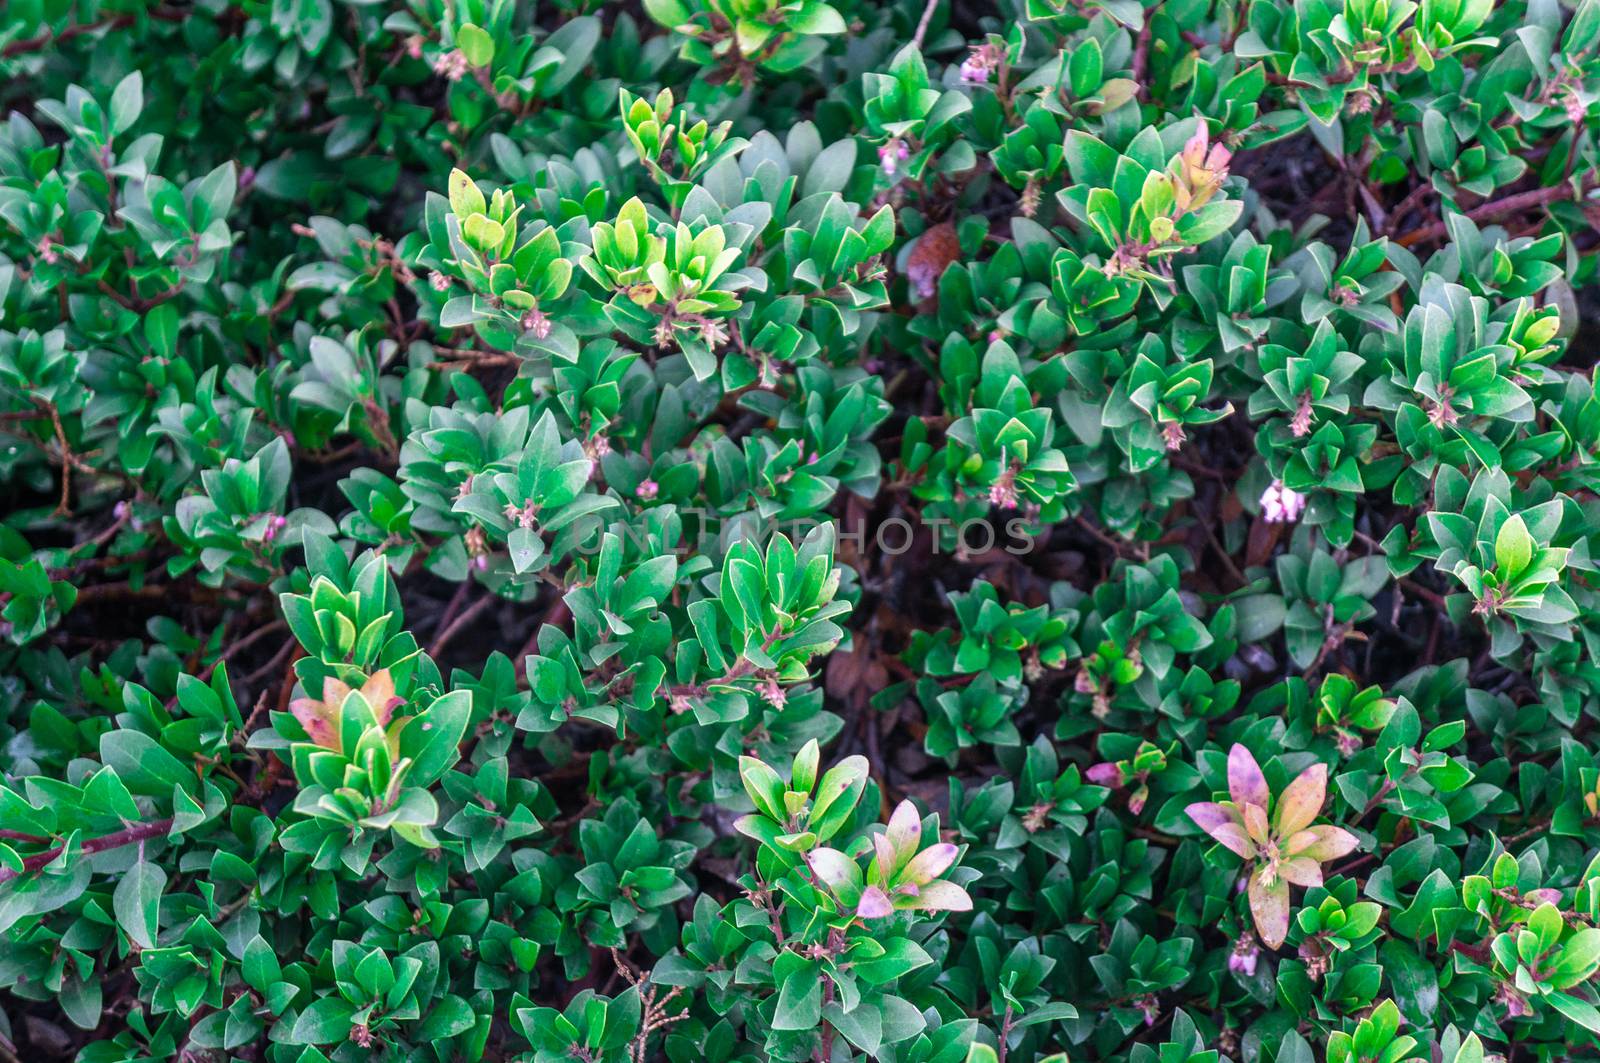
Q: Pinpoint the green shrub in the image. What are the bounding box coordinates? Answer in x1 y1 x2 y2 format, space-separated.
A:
2 0 1600 1060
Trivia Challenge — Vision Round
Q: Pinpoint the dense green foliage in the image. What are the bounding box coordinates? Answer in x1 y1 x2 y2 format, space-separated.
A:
5 0 1600 1060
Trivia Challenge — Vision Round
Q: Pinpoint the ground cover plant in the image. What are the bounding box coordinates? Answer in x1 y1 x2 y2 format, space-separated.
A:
7 0 1600 1060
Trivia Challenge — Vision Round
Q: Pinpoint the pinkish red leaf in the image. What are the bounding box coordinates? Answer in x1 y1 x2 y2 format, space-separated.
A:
871 829 897 884
289 677 351 750
1085 762 1122 786
1248 869 1291 949
900 842 958 886
1228 743 1269 810
807 847 862 904
857 886 894 919
1279 857 1323 888
1185 802 1254 859
883 800 922 871
899 879 972 912
1273 762 1328 838
1289 824 1359 862
360 669 401 726
1242 803 1272 846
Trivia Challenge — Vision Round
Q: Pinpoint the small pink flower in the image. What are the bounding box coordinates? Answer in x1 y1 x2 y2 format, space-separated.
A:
654 316 676 348
432 49 469 81
1260 481 1307 524
520 309 551 339
959 43 1001 83
503 500 539 530
758 675 786 710
1228 933 1260 977
1290 391 1314 437
699 318 729 349
878 139 910 176
430 271 452 292
1563 86 1587 124
636 479 659 501
908 263 939 301
988 468 1020 510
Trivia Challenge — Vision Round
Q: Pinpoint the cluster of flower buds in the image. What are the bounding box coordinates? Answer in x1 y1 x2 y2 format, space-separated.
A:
1172 125 1232 214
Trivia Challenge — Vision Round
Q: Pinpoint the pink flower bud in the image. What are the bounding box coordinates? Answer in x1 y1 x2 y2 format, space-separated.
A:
1259 481 1307 524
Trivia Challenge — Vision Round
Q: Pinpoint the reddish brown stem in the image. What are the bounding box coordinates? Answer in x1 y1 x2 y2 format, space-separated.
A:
429 591 497 658
1396 181 1591 247
1131 18 1153 99
0 818 174 884
2 8 187 58
0 829 49 844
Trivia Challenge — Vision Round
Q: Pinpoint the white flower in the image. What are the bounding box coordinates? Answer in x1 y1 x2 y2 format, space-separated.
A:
1260 481 1307 524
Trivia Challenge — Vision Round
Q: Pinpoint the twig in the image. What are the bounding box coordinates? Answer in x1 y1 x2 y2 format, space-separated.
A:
206 619 290 677
1395 181 1592 247
433 580 472 639
1384 181 1437 236
1131 17 1154 98
429 591 496 658
910 0 941 50
213 889 259 925
1492 885 1594 926
0 829 49 844
1353 773 1404 826
611 948 688 1063
0 818 174 885
242 637 296 688
38 397 76 515
1501 818 1552 846
2 7 186 58
72 581 174 602
1398 577 1448 610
